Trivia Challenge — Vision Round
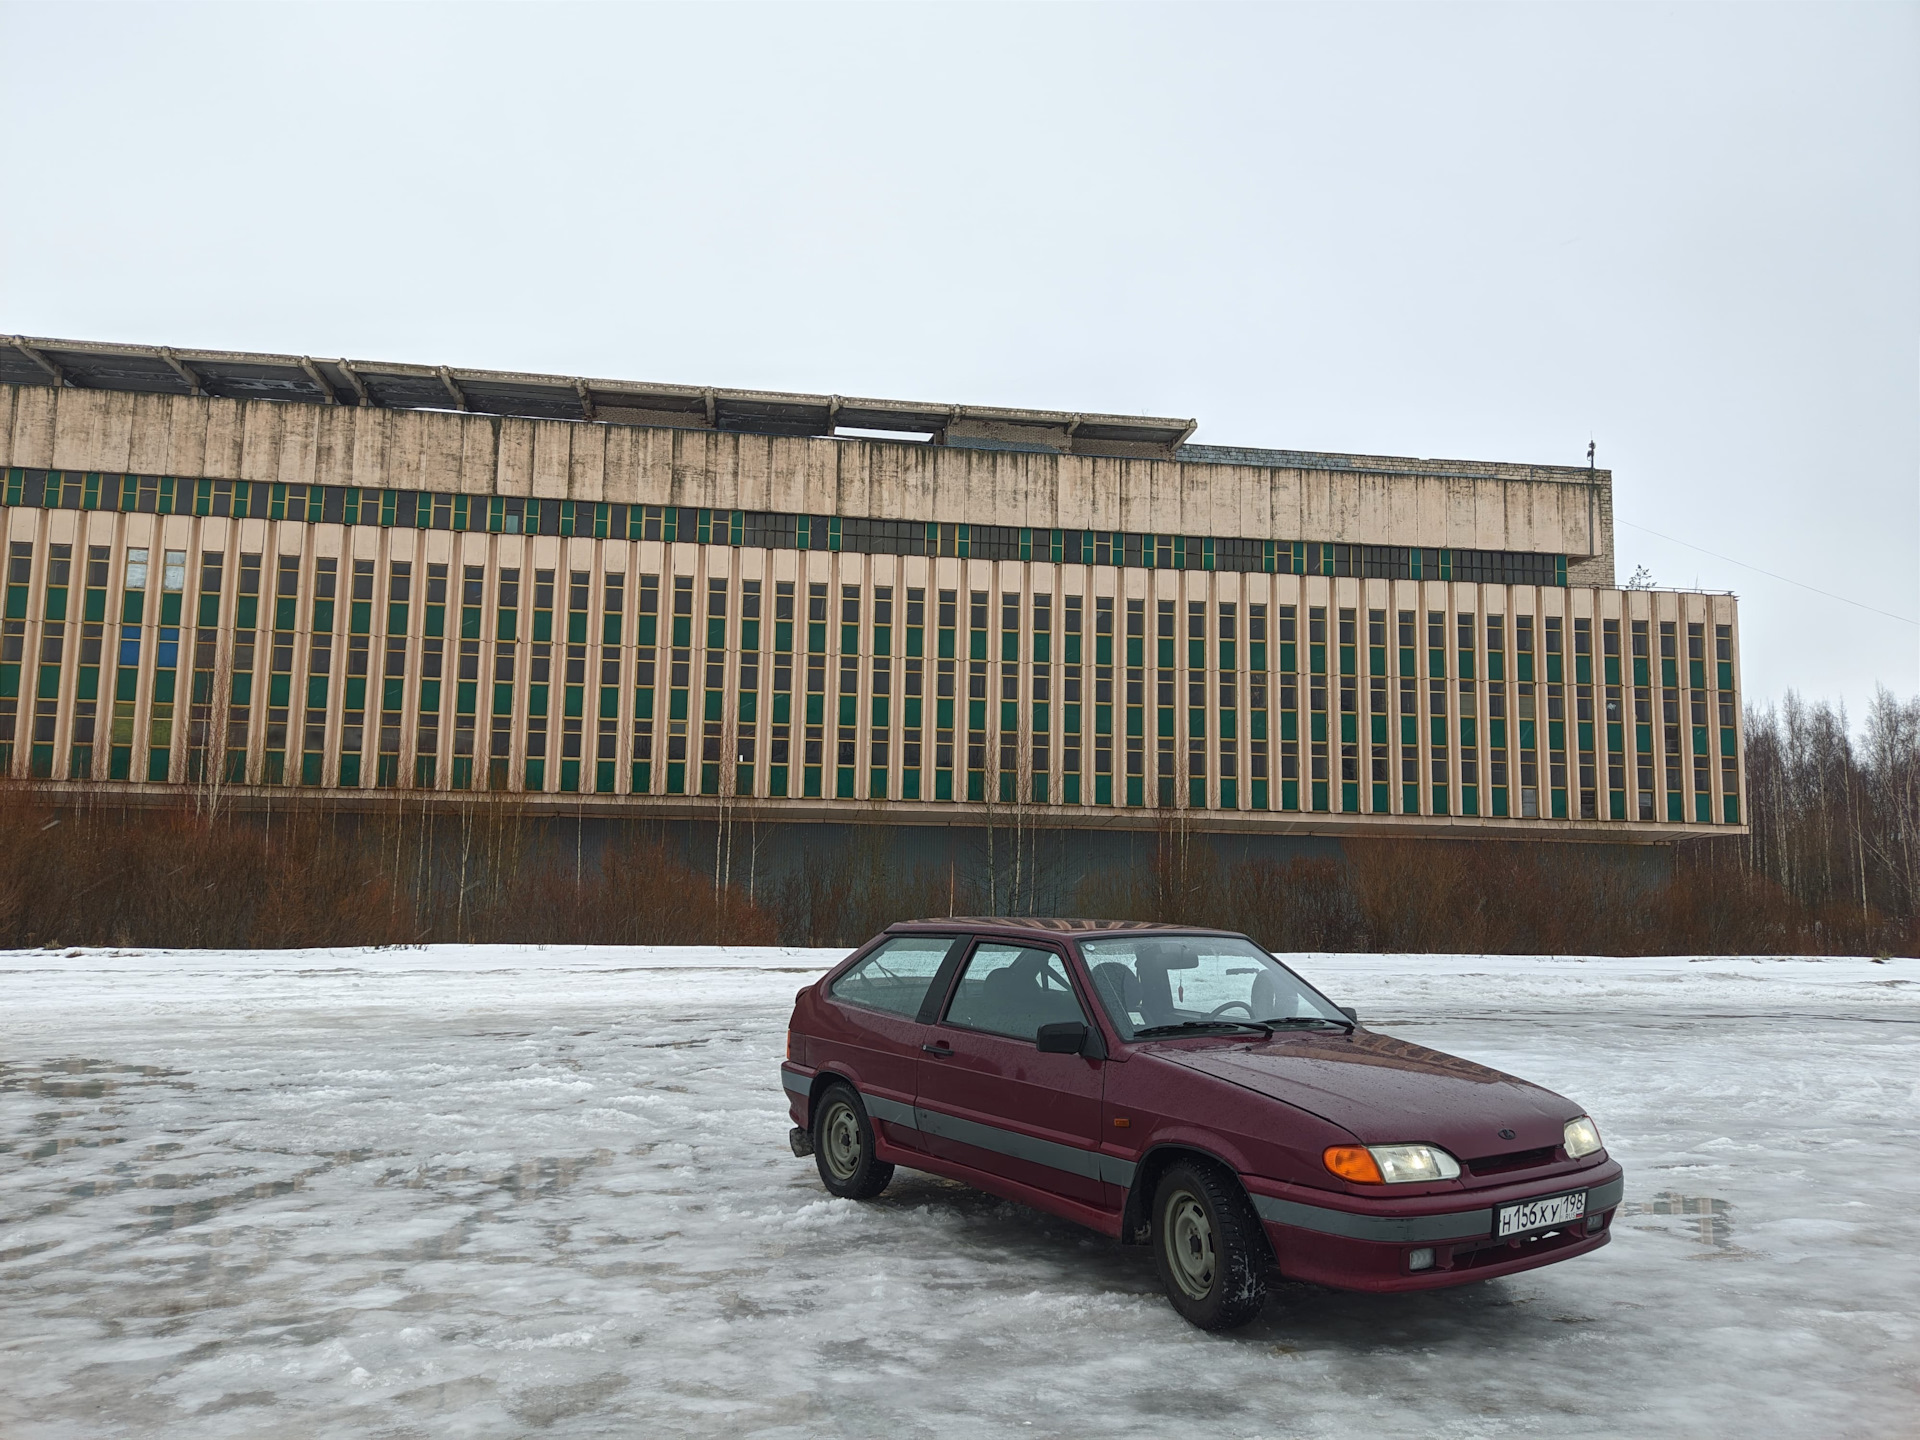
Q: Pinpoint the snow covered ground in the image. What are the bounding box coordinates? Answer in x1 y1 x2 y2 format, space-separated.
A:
2 944 1916 1439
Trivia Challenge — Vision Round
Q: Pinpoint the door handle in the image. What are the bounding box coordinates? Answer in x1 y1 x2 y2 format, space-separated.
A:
922 1042 954 1058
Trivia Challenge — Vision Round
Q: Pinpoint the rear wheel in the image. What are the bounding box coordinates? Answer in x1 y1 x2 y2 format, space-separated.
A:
1152 1159 1269 1330
811 1082 895 1200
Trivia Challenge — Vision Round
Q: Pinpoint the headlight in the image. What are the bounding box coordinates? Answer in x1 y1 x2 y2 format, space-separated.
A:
1563 1115 1603 1159
1323 1144 1462 1185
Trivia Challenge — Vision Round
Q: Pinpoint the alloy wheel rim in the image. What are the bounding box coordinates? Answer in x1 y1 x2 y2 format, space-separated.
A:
822 1101 862 1181
1165 1191 1216 1300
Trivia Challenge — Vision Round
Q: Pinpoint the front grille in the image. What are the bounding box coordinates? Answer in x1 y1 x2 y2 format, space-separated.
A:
1466 1146 1557 1176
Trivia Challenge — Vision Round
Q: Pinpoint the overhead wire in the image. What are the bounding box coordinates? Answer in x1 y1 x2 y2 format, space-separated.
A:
1617 519 1918 628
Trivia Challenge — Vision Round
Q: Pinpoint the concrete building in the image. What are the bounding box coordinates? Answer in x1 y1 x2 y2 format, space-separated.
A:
0 336 1744 840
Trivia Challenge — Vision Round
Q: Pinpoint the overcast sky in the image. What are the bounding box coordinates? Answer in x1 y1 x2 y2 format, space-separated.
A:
2 3 1914 719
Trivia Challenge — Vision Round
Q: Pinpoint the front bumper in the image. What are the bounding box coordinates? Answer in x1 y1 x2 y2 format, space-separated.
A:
1249 1164 1625 1292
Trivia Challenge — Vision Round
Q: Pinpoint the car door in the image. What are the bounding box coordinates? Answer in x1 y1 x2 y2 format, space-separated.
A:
915 939 1109 1206
813 933 968 1152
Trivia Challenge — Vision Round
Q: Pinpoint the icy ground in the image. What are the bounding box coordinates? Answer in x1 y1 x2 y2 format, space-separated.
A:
2 946 1916 1440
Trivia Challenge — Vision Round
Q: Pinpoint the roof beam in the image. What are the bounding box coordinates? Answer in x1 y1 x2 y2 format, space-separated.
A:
574 379 595 421
438 367 469 412
335 359 372 407
10 338 68 387
299 357 339 405
158 347 204 397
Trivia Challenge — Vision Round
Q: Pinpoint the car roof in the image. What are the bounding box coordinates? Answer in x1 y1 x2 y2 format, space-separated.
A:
885 917 1247 941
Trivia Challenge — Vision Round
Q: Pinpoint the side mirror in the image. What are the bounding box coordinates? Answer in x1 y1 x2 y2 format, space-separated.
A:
1036 1021 1091 1055
1338 1006 1359 1022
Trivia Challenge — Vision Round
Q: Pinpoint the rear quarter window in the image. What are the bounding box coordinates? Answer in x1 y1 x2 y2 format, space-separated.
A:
828 935 957 1019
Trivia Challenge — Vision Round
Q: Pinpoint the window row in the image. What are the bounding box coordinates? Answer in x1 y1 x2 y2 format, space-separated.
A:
3 470 1569 584
0 543 1743 824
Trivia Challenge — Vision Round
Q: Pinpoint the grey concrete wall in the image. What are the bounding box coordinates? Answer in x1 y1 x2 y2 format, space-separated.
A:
1 385 1612 573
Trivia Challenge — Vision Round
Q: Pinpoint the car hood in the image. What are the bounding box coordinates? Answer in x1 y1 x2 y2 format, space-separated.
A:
1154 1029 1576 1157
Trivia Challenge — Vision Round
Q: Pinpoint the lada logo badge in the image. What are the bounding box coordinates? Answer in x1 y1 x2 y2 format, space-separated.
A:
1498 1128 1516 1140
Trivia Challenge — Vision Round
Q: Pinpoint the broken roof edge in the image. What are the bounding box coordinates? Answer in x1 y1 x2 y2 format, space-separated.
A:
1 335 1603 480
0 334 1195 450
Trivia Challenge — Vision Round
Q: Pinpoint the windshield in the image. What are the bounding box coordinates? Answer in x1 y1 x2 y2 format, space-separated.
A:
1078 935 1350 1041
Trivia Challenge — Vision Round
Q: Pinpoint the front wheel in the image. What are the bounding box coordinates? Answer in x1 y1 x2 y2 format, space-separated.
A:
811 1082 895 1200
1152 1160 1269 1330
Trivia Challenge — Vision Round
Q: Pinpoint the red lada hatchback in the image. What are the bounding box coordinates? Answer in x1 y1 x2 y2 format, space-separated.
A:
782 919 1624 1329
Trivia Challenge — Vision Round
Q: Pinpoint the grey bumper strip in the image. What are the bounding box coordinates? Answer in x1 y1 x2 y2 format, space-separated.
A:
1254 1171 1626 1244
788 1075 1135 1187
1253 1193 1496 1243
863 1094 918 1128
912 1106 1136 1187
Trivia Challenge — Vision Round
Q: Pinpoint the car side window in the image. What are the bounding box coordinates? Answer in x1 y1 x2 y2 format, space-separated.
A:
828 936 956 1019
943 944 1087 1041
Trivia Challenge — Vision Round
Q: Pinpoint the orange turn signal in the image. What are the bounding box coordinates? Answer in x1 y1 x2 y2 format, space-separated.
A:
1323 1145 1385 1184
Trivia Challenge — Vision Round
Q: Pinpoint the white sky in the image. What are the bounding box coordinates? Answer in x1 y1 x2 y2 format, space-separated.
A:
2 3 1914 719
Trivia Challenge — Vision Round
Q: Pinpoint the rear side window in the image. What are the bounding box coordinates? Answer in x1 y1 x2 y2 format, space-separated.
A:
828 935 957 1019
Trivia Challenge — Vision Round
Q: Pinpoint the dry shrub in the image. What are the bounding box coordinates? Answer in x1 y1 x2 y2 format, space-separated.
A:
0 784 773 950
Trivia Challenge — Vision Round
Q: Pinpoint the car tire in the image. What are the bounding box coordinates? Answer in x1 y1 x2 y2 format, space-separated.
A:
1151 1159 1269 1330
811 1082 895 1200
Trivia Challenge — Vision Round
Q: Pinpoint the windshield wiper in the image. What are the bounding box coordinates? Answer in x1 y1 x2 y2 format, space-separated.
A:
1133 1019 1275 1039
1256 1015 1357 1034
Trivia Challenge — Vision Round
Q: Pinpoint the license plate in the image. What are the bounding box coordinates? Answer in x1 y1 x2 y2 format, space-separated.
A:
1496 1189 1587 1238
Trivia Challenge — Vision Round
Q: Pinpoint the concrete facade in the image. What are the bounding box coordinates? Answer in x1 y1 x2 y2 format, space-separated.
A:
0 365 1740 841
1 386 1614 585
